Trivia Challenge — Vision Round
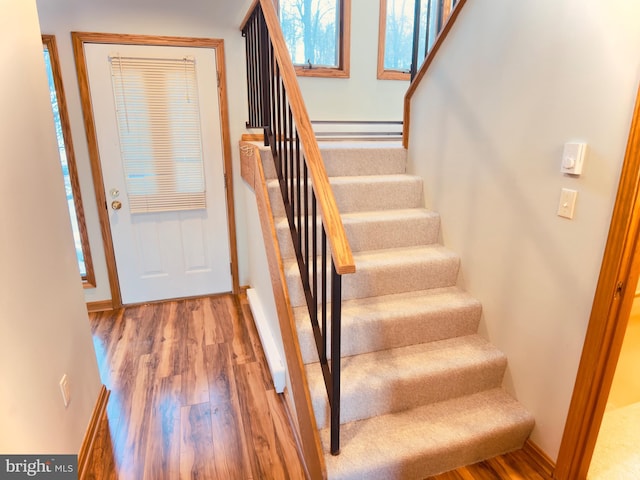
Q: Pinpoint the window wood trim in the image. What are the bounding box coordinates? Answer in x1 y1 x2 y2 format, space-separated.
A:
42 35 96 288
378 0 455 81
278 0 351 78
377 0 410 81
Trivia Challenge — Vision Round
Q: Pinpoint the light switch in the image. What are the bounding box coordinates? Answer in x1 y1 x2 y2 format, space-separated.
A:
561 143 587 175
557 188 578 219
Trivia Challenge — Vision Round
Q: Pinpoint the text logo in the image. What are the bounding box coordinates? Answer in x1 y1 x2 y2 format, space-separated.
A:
0 455 77 479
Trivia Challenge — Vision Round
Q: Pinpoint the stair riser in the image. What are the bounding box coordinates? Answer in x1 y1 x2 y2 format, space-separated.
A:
325 421 533 480
286 254 460 308
261 145 408 180
311 357 507 429
318 146 408 177
268 177 424 217
256 145 535 479
331 178 423 214
321 388 535 480
296 302 481 364
276 212 441 259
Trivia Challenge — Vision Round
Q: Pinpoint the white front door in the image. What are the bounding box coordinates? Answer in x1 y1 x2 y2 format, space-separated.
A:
85 43 232 304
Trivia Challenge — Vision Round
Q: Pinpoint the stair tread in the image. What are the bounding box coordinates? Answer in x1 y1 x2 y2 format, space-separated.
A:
340 207 438 222
259 142 407 179
284 244 458 271
352 244 457 265
295 287 482 362
306 334 505 377
329 173 423 185
276 208 441 257
274 207 439 226
322 388 535 480
266 173 422 187
255 144 534 478
268 172 424 215
306 335 507 428
294 286 479 322
318 142 407 177
284 245 460 306
274 208 440 235
318 140 404 149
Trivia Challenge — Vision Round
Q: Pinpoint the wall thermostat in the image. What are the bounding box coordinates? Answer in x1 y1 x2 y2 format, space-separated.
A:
561 143 587 176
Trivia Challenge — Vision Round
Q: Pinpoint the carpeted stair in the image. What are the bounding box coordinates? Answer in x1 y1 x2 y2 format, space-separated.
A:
262 142 534 479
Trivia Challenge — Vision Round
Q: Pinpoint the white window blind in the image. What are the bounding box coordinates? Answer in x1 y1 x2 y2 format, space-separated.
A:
109 55 206 214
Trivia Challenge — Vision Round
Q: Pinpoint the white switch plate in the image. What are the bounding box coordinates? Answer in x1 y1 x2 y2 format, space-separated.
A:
561 143 587 175
59 374 70 408
557 188 578 219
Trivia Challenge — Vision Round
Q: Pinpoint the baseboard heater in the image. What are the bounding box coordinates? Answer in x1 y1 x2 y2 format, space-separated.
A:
246 288 286 393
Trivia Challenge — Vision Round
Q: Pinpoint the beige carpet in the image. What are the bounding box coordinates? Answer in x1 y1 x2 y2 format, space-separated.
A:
259 142 534 479
588 402 640 480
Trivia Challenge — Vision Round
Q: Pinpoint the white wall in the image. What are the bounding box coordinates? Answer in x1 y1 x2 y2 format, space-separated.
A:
0 0 102 453
36 0 256 302
407 0 640 460
298 0 409 121
244 167 286 381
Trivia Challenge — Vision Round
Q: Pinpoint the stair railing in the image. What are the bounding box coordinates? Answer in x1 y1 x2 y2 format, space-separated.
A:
405 0 468 146
410 0 459 80
241 0 356 456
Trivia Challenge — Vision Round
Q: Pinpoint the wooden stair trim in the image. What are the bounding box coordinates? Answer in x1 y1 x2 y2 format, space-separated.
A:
403 0 469 148
241 0 355 276
241 141 327 479
281 390 313 480
78 385 110 480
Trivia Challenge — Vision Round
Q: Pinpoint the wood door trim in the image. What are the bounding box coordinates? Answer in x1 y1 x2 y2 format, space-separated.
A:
72 32 239 308
555 84 640 479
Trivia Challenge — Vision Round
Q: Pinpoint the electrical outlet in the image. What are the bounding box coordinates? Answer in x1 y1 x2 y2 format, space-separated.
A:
59 374 70 408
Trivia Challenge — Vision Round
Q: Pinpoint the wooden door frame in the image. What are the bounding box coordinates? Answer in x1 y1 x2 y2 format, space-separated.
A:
72 32 240 308
555 84 640 479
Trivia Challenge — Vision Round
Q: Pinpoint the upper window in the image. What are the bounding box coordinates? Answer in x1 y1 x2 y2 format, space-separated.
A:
279 0 351 78
42 35 96 287
378 0 453 80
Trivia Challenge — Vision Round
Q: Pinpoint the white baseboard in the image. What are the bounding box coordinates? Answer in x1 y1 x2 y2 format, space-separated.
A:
247 288 286 393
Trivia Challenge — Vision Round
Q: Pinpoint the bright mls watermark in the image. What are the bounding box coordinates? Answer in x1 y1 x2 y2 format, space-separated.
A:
0 455 77 479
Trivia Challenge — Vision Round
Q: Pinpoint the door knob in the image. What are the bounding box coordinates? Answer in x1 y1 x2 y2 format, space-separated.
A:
111 200 122 211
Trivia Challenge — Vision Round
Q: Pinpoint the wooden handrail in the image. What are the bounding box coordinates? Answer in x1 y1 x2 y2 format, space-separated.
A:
403 0 468 148
241 0 356 465
242 0 355 276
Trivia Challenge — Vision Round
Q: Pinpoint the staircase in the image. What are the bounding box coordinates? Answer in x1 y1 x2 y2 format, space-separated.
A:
262 141 534 479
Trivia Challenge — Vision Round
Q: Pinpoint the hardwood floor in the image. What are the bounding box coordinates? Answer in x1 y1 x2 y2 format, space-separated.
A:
84 293 552 479
85 294 306 479
426 449 553 479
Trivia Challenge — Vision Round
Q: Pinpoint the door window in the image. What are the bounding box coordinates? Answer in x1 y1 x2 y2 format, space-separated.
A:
109 55 206 214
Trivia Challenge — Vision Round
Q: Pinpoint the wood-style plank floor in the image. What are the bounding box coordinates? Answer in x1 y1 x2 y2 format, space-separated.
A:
426 448 552 479
85 294 306 479
84 294 552 479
